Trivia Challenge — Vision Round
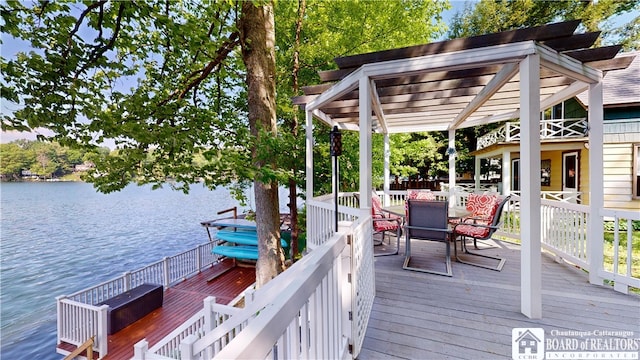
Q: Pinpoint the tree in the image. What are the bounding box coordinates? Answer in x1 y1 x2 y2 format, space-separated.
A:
239 1 285 284
0 143 31 179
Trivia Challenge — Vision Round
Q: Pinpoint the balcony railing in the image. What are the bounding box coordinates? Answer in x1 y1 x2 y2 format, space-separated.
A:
56 242 219 358
477 118 588 149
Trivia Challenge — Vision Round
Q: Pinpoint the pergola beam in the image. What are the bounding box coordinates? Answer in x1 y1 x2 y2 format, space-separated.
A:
449 62 520 130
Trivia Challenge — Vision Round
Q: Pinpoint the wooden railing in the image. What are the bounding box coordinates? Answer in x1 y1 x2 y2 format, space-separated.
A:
477 117 588 149
57 242 219 359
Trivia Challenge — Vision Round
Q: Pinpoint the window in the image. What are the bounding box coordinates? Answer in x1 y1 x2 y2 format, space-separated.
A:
634 144 640 199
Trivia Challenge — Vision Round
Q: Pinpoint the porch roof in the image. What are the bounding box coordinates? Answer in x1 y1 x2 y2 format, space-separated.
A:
293 20 634 134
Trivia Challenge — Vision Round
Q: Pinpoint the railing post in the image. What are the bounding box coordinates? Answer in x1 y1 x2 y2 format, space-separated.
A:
204 296 216 331
56 295 65 346
163 257 170 288
245 288 255 307
97 304 109 357
133 339 148 360
124 271 131 291
180 334 198 360
196 244 202 272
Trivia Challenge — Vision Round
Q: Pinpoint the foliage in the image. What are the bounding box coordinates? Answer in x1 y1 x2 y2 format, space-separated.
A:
0 140 107 179
604 220 640 232
449 0 639 50
273 0 450 196
2 0 248 194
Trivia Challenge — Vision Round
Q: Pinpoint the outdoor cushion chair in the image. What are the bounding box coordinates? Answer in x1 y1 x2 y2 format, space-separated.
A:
354 191 402 256
452 195 511 271
405 189 437 216
449 192 498 250
371 191 402 256
403 199 452 277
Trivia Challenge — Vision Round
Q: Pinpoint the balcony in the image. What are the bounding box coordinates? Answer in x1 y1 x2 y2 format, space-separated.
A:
477 118 589 150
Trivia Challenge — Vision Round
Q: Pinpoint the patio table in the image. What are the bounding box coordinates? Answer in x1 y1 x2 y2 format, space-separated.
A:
382 205 471 220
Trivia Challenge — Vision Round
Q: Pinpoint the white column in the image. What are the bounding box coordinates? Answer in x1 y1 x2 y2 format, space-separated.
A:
587 80 605 286
502 150 512 195
519 54 542 319
305 110 314 235
383 133 391 206
359 76 373 212
448 129 456 206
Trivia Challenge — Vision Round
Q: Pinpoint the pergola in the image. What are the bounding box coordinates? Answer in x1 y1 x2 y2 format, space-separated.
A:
294 20 634 319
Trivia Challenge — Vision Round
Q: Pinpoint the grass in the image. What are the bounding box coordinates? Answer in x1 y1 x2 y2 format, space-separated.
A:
603 229 640 280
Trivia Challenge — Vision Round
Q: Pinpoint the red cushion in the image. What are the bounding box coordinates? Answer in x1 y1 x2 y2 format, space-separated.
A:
373 219 399 232
455 223 491 238
465 193 496 218
405 190 436 216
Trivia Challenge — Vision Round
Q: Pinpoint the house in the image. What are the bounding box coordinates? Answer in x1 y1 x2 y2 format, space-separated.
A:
515 329 542 355
470 52 639 210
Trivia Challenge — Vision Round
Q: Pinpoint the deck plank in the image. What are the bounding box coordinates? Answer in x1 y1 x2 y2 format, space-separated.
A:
363 237 640 359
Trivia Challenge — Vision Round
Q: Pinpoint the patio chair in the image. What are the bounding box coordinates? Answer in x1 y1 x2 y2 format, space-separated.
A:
450 192 498 249
372 191 402 256
403 199 452 277
354 191 402 256
452 195 511 271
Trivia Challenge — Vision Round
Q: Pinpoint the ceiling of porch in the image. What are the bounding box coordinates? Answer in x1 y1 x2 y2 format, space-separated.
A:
292 20 635 134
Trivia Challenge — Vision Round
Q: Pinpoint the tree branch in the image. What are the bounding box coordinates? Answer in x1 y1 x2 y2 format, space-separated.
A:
73 2 125 79
62 0 108 60
157 31 240 107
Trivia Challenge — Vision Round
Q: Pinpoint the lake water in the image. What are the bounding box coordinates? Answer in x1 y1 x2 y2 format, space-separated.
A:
0 182 290 359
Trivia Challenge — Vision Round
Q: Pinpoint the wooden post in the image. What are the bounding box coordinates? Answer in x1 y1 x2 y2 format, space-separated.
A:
163 257 170 288
180 334 198 360
519 54 542 319
587 80 605 286
133 339 149 360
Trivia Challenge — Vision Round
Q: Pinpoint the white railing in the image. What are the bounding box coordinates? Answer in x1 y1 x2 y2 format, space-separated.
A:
57 242 219 359
170 227 350 359
477 118 588 149
540 199 590 268
599 209 640 294
56 298 109 357
134 296 243 359
512 190 582 204
306 193 360 249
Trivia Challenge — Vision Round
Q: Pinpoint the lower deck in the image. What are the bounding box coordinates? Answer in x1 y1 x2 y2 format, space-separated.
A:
57 260 255 359
361 237 640 359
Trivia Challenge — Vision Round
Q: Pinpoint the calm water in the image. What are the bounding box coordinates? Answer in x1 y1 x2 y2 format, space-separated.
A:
0 182 287 359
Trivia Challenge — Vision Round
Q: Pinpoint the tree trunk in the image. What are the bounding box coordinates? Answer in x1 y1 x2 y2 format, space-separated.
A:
239 1 284 288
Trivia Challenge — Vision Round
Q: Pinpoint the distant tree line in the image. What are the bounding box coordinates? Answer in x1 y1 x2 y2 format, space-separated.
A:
0 140 110 180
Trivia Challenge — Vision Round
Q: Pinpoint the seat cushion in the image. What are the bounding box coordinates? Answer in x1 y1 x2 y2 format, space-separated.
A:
373 219 399 232
454 223 490 238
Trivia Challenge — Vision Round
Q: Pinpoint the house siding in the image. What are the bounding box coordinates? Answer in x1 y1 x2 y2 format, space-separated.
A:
603 118 640 210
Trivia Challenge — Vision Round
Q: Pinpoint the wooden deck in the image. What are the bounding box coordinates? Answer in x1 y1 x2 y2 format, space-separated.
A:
57 260 255 359
362 237 640 359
